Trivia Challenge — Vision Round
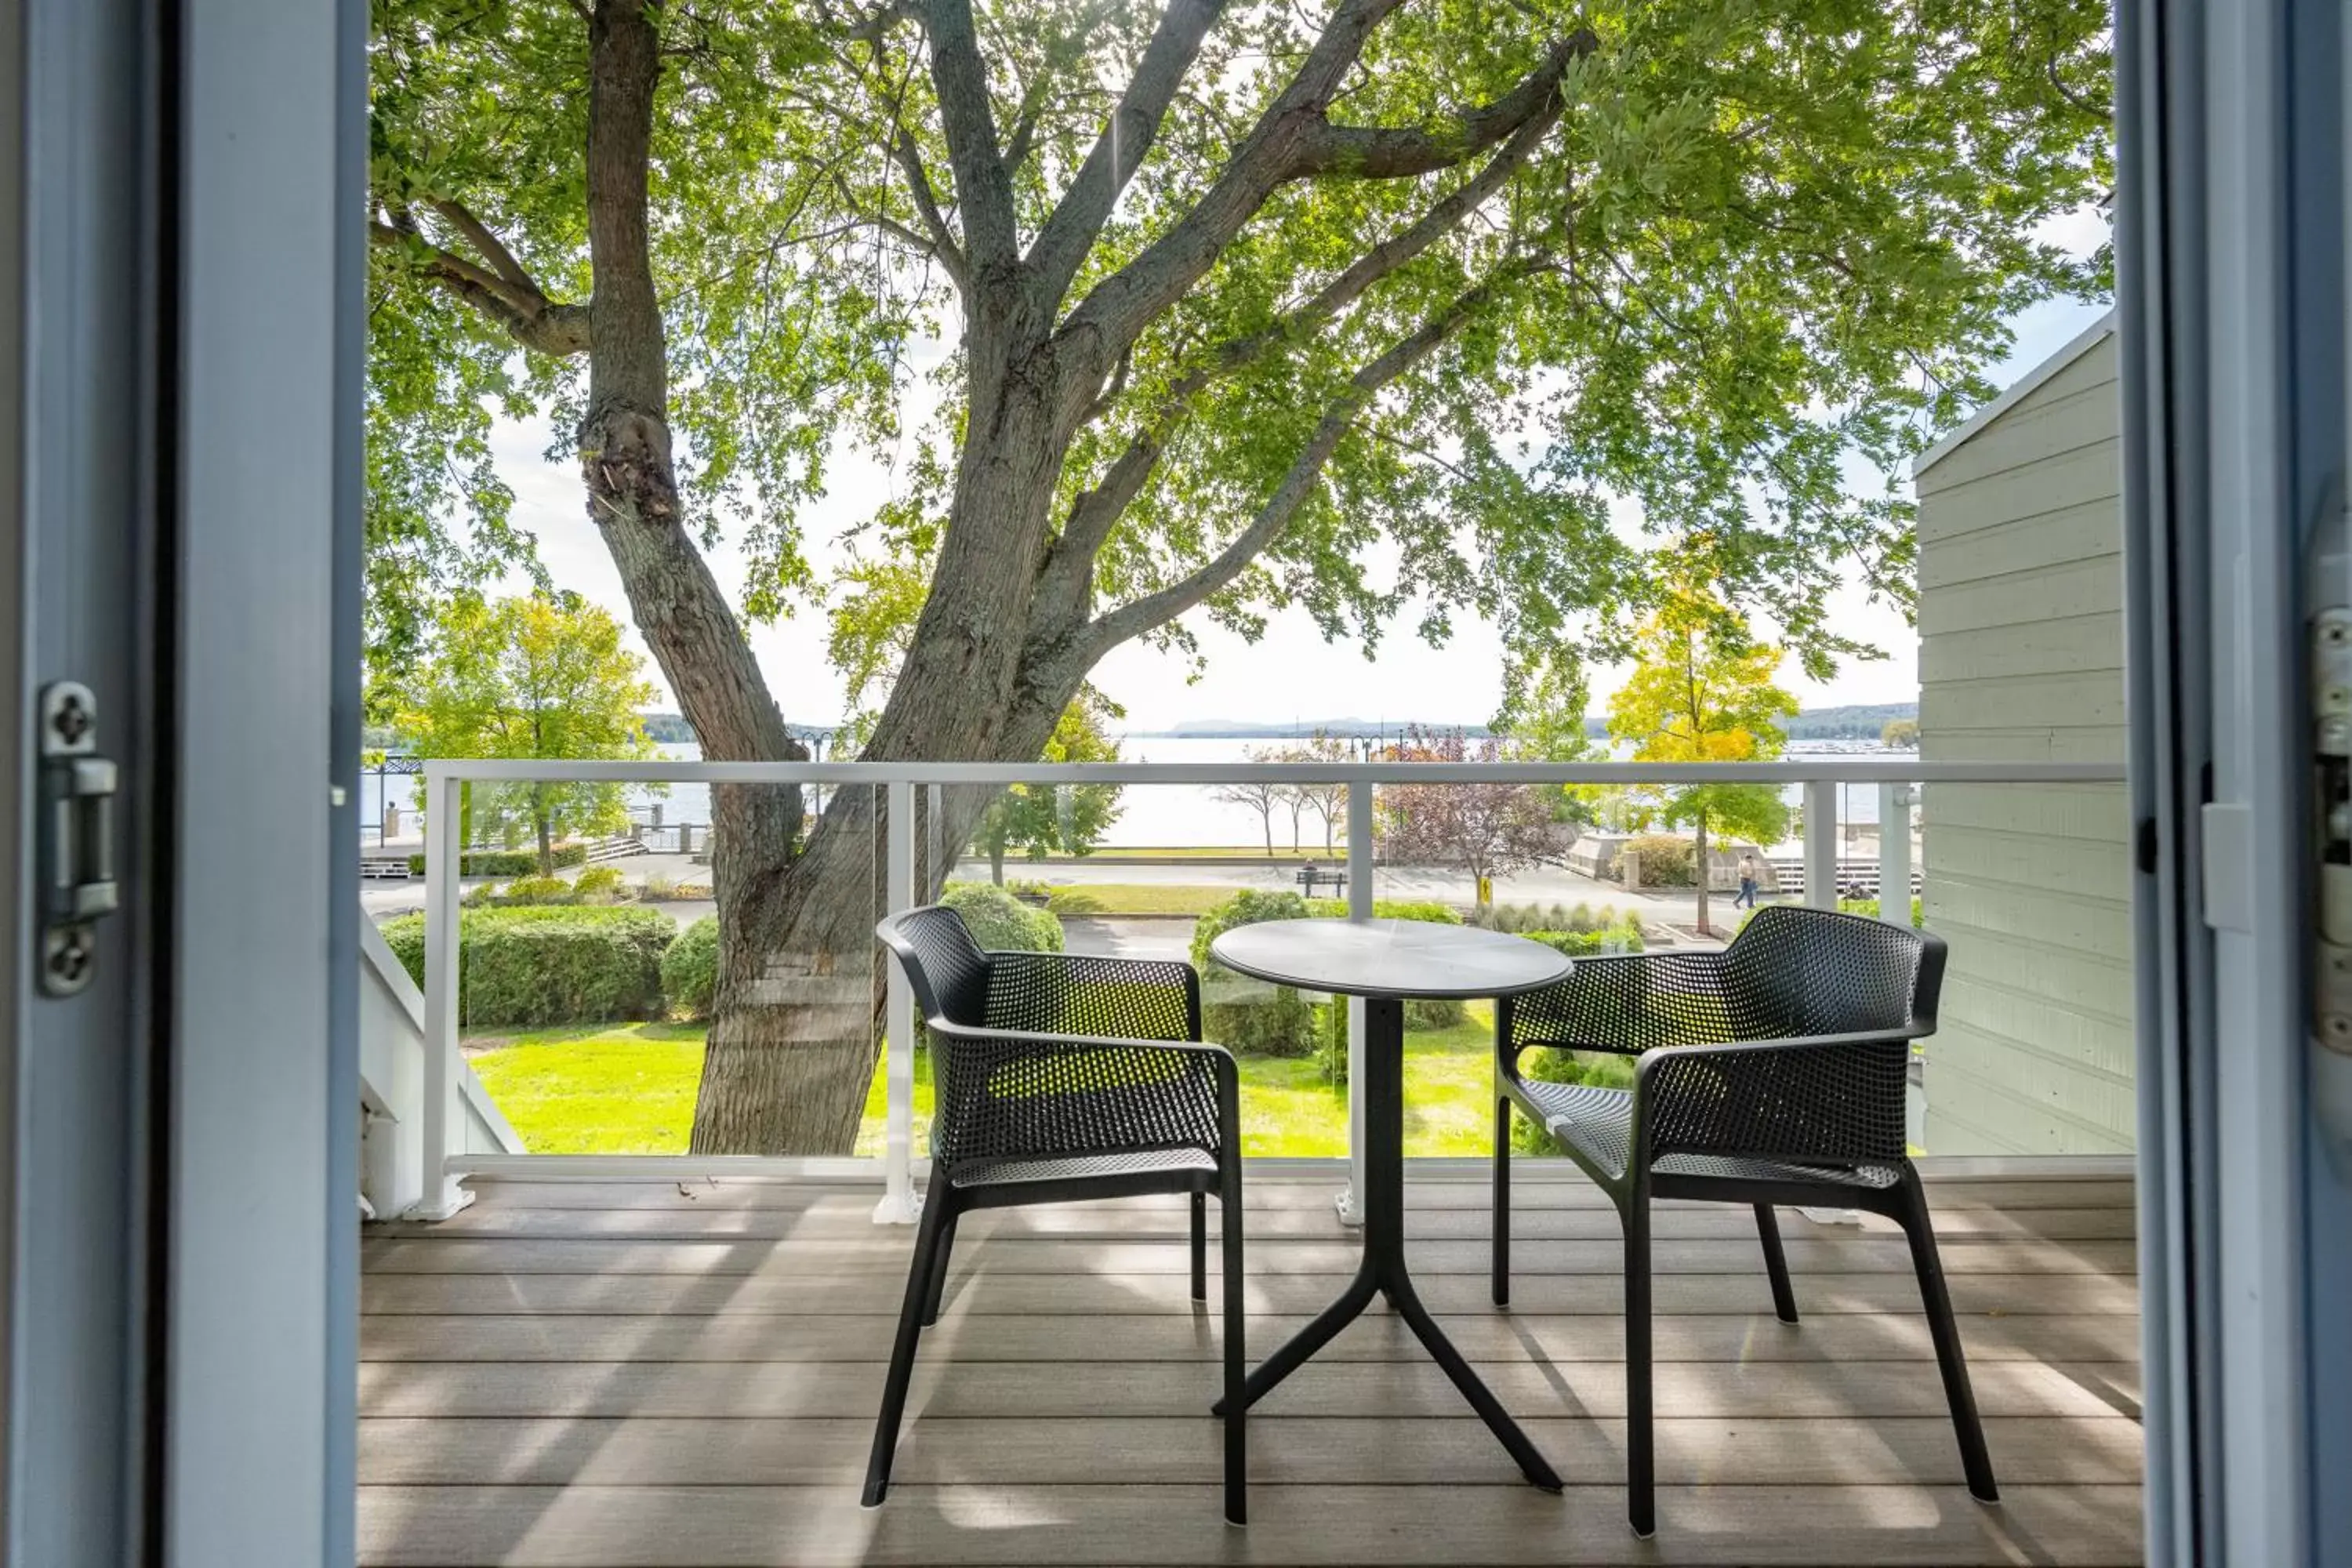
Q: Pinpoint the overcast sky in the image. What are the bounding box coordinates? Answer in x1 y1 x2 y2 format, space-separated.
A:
491 279 2109 734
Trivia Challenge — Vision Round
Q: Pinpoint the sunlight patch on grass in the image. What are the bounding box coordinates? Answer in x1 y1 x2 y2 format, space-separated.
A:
467 1004 1497 1159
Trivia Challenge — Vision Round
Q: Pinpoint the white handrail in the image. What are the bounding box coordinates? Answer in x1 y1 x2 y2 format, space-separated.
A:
409 754 2127 1221
419 757 2120 786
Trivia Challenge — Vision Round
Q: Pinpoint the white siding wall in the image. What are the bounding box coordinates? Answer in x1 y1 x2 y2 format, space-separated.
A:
1917 330 2134 1154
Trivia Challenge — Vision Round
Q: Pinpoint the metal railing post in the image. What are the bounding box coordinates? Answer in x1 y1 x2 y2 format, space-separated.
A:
1802 779 1839 909
408 767 472 1219
1877 782 1915 924
1339 780 1374 1227
876 780 921 1224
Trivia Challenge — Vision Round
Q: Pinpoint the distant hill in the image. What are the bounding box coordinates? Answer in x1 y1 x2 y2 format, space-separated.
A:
1150 718 1496 739
638 713 840 746
1579 701 1917 742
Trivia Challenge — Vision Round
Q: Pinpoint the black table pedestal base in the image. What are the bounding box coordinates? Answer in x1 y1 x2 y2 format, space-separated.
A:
1212 996 1563 1493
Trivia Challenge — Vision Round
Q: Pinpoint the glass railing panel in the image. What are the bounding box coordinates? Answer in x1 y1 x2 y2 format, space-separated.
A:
383 775 881 1158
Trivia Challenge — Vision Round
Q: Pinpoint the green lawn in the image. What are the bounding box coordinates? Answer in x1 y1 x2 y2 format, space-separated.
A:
1041 883 1233 917
468 1004 1501 1159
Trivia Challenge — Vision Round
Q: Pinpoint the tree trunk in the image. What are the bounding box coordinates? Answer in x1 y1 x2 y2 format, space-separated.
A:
1262 811 1274 856
989 844 1006 884
1693 816 1711 936
535 804 554 877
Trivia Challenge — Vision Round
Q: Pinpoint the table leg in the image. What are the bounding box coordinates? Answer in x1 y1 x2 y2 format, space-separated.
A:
1215 996 1562 1491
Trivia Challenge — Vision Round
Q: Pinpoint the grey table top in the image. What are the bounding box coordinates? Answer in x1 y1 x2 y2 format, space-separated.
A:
1208 916 1573 1001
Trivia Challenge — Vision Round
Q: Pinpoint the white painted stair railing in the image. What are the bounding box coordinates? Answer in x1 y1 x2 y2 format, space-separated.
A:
358 913 523 1221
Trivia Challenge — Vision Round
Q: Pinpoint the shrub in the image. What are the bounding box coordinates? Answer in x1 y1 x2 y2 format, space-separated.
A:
573 864 626 900
661 916 719 1019
939 880 1065 953
498 874 579 906
1192 891 1472 1051
1512 1045 1639 1152
1619 833 1696 887
379 905 677 1027
1189 890 1319 1054
406 843 589 877
1838 895 1925 929
1514 917 1646 959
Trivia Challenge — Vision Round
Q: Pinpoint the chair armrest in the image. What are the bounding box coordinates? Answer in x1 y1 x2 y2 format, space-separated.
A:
1501 949 1736 1069
984 949 1203 1042
927 1022 1235 1165
1629 1031 1911 1171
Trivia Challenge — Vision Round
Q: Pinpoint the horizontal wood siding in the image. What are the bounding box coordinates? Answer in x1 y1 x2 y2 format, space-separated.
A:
1918 331 2133 1155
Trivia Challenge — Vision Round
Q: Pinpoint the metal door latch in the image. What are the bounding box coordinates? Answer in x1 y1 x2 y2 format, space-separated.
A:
38 682 118 996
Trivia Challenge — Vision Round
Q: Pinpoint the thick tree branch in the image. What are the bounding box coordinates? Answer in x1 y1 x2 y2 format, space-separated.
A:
887 128 971 289
1054 20 1594 419
1037 108 1563 621
1294 37 1590 177
922 0 1019 275
1075 279 1494 657
370 220 592 356
1025 0 1226 314
429 197 543 296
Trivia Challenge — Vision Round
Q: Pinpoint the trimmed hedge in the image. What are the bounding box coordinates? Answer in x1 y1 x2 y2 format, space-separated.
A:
939 880 1065 953
662 916 719 1019
379 905 676 1028
1190 892 1471 1054
407 842 590 877
1619 833 1695 886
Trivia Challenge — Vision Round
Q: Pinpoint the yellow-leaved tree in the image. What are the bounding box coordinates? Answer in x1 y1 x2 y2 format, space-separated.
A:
1606 599 1799 935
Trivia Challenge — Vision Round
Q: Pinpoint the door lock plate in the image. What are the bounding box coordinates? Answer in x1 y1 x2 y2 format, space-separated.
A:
37 682 119 997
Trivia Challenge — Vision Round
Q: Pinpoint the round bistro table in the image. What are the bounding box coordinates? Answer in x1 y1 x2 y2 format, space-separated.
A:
1207 916 1573 1491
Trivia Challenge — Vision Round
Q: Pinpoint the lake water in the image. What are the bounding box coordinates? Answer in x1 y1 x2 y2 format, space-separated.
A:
352 735 1915 851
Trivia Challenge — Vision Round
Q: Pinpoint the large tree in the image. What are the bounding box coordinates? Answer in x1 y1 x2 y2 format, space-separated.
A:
368 0 2109 1150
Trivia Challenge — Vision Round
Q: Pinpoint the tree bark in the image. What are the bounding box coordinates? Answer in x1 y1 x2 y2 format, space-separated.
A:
1693 816 1711 936
535 797 554 877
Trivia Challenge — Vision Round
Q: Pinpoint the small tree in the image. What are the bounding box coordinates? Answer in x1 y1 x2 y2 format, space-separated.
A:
967 692 1125 884
1606 599 1798 935
1495 652 1598 826
1378 728 1562 912
397 592 659 873
1214 754 1288 855
1275 731 1354 854
1882 717 1921 750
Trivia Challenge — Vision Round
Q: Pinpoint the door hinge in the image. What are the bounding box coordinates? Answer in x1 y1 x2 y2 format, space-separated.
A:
37 681 119 996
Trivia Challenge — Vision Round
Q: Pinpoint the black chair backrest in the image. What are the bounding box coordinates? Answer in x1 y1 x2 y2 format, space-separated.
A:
876 906 990 1029
1720 905 1943 1040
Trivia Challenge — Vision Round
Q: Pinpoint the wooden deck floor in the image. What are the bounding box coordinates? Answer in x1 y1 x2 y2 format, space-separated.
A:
359 1166 2144 1566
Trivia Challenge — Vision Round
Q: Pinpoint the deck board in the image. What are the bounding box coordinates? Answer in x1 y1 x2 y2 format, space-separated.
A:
360 1169 2143 1566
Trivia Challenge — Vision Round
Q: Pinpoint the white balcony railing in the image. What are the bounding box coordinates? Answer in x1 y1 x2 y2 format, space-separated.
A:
401 757 2125 1221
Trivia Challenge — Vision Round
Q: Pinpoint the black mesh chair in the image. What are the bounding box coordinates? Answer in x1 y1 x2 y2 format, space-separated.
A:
867 906 1247 1524
1491 905 1995 1537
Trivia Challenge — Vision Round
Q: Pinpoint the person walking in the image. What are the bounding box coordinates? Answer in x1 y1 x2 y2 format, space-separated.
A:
1733 851 1759 910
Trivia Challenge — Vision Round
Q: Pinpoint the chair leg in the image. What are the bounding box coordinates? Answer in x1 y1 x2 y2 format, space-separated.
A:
1220 1160 1247 1526
1754 1203 1799 1324
863 1190 951 1508
1624 1192 1655 1538
920 1206 960 1327
1492 1095 1512 1307
1896 1169 1999 1503
1190 1189 1208 1303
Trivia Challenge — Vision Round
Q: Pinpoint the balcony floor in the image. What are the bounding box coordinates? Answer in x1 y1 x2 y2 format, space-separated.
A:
359 1165 2143 1566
